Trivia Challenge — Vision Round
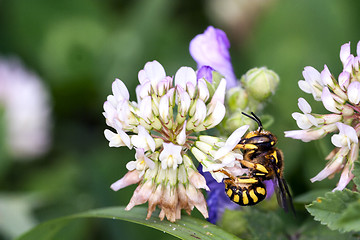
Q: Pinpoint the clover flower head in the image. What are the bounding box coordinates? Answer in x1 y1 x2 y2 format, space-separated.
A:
0 57 51 159
104 60 249 222
285 41 360 191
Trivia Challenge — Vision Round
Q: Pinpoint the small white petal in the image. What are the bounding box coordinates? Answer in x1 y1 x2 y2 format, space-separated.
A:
177 87 191 116
338 71 350 90
157 77 171 96
221 153 236 166
198 135 220 146
112 79 129 101
176 121 187 145
226 125 250 149
347 81 360 104
284 128 326 142
191 99 207 126
135 148 155 169
115 125 132 148
298 80 312 94
333 162 353 191
354 56 360 71
340 42 351 65
204 101 226 128
298 97 312 114
331 134 344 148
126 161 137 171
292 112 313 130
138 69 147 84
110 171 141 191
191 147 209 164
343 55 355 73
159 143 182 169
186 82 196 99
139 96 153 121
132 126 156 152
210 78 226 105
104 129 124 147
339 123 358 144
321 87 340 113
197 78 210 102
320 65 335 88
143 60 166 86
103 101 117 126
303 66 322 86
357 40 360 57
330 123 357 149
310 156 344 183
137 80 151 99
158 94 170 122
174 66 197 90
214 125 249 159
140 125 156 151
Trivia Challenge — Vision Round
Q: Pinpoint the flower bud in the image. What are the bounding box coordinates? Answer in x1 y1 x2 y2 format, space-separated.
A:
241 67 279 102
226 86 248 112
224 112 256 133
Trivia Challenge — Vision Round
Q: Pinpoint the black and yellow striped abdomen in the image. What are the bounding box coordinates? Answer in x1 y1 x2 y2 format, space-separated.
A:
224 180 267 206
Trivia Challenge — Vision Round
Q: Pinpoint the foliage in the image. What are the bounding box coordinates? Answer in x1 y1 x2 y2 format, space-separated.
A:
17 207 240 240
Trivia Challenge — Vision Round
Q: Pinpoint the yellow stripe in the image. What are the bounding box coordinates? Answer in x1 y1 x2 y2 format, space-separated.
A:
245 132 258 138
255 164 269 174
272 151 278 164
242 191 249 205
244 144 257 150
227 189 233 197
236 178 258 184
233 194 240 203
256 187 266 195
249 190 258 203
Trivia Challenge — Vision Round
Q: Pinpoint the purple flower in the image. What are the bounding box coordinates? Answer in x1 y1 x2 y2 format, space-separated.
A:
197 66 215 83
190 26 237 89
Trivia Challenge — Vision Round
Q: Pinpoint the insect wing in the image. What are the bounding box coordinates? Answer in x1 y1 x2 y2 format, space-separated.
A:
273 170 295 215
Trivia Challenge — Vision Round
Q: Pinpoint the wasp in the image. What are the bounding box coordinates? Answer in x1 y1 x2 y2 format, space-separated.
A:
218 112 294 213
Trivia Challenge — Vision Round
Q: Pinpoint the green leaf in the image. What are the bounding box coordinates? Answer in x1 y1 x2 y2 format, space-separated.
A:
298 219 358 240
17 206 242 240
337 200 360 232
306 189 360 232
351 161 360 189
243 208 287 240
220 208 289 240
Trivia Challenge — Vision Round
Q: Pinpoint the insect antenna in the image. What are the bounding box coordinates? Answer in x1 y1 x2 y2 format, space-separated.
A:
241 112 263 132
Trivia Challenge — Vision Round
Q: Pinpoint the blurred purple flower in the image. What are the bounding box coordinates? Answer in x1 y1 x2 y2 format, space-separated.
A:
197 66 215 83
190 26 237 89
199 165 275 223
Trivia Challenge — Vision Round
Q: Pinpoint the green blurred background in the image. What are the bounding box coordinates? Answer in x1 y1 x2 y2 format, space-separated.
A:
1 0 360 239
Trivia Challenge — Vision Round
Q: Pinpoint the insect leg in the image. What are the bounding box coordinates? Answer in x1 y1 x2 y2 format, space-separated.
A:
213 169 236 181
239 159 269 174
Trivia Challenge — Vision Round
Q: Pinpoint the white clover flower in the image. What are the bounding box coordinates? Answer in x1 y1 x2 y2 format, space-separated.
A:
298 66 324 101
0 58 51 159
331 123 358 149
104 60 248 222
286 41 360 191
291 98 318 130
